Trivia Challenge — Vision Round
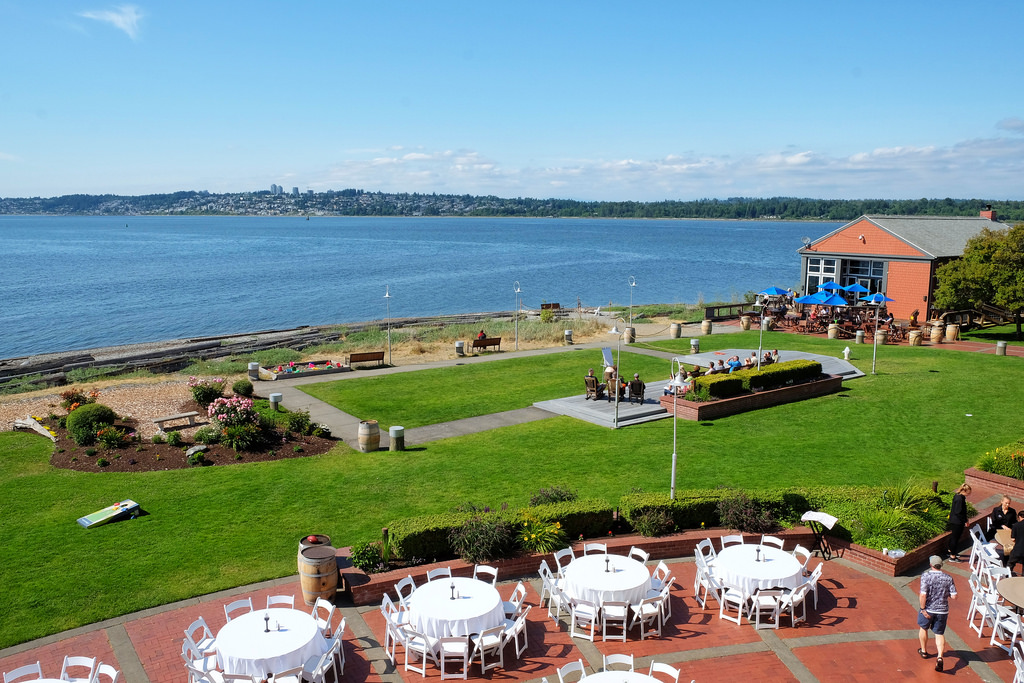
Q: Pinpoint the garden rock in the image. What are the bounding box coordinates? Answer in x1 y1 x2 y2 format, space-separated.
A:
185 445 208 458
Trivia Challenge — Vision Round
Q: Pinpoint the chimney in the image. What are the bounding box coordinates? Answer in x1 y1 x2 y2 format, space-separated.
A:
980 204 997 221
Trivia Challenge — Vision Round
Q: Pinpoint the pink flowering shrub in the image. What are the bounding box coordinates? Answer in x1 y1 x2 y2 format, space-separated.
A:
207 396 258 427
187 376 226 407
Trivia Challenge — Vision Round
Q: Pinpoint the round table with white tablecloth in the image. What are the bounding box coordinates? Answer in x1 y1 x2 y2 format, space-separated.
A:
216 607 327 677
406 576 505 638
711 544 803 595
562 554 652 606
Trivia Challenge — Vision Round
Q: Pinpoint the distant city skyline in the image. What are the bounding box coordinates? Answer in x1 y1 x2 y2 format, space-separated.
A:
2 1 1024 201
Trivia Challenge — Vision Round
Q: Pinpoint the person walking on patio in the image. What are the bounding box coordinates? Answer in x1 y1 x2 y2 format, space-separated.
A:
946 483 971 562
918 555 957 671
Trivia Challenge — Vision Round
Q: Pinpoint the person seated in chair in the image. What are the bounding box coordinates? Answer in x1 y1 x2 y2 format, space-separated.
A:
762 351 773 366
585 368 606 400
629 373 646 403
727 355 743 373
477 329 487 340
771 349 780 363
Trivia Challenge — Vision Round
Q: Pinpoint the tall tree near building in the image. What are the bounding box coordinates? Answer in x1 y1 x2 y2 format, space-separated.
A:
933 224 1024 339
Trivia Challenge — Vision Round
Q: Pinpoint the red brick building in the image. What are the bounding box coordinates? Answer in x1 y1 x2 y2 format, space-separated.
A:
797 211 1009 320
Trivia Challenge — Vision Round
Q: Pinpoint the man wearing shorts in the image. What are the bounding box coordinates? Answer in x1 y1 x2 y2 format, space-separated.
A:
918 554 957 671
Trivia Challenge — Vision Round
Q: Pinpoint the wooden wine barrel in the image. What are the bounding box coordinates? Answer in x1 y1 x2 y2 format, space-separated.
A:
298 544 338 606
358 420 380 453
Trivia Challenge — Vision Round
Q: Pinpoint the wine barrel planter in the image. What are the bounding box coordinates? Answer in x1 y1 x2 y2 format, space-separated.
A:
700 320 713 335
908 330 922 346
298 544 339 606
358 420 380 453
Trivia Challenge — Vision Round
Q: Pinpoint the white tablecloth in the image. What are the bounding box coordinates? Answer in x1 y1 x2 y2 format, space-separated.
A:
216 607 327 676
585 672 655 683
711 545 803 595
406 576 504 638
562 554 652 606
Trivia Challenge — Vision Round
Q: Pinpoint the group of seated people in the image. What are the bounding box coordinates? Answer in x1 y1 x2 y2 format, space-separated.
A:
661 349 781 397
584 366 645 402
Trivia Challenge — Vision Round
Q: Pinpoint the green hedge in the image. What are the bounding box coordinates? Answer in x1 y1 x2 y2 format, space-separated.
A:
526 498 614 539
388 512 473 562
693 374 743 398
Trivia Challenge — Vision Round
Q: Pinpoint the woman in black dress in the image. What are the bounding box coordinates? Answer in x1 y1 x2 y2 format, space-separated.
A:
988 495 1018 542
946 483 971 562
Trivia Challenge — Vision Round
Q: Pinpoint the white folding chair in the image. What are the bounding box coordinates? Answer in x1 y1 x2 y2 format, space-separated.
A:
720 534 744 550
747 589 783 629
547 583 570 621
803 563 823 608
502 580 527 617
603 653 634 672
266 594 295 609
223 597 253 622
693 557 718 610
600 600 629 641
967 574 998 637
60 656 97 683
181 642 218 683
538 559 561 607
438 636 471 680
650 561 672 591
301 637 339 683
426 567 452 582
557 659 587 683
630 595 663 639
404 628 441 677
395 575 417 608
991 605 1024 654
380 594 410 663
94 664 120 683
312 597 336 637
649 662 681 683
792 545 812 575
570 598 600 641
184 616 217 656
269 665 305 683
629 546 650 563
473 564 498 585
779 583 811 627
711 575 747 625
553 547 575 577
760 534 785 550
329 617 347 675
583 542 606 556
4 663 42 683
1013 645 1024 683
470 624 505 673
503 604 531 658
695 538 717 564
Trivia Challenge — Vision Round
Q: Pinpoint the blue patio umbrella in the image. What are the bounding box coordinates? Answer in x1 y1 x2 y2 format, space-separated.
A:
794 294 823 304
817 280 843 291
817 293 849 306
758 286 789 297
843 283 870 294
860 293 895 304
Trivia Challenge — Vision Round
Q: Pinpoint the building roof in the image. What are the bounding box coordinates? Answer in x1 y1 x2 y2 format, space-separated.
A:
804 214 1010 259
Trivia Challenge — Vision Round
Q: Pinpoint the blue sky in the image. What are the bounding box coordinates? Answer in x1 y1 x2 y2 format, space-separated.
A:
2 1 1023 201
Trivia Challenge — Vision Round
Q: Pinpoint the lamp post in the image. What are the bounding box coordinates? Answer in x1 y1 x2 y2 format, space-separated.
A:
513 280 521 351
628 276 637 327
383 285 392 366
755 295 766 370
608 323 623 429
668 371 688 500
861 293 894 375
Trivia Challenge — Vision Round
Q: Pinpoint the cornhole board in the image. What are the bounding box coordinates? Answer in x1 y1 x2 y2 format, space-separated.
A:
77 499 140 528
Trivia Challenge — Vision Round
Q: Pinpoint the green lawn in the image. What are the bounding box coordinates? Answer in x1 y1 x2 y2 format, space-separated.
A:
959 323 1024 346
1 330 1023 648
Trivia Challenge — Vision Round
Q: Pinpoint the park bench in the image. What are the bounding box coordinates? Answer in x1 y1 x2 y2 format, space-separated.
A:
471 337 501 352
153 411 200 431
540 303 560 310
346 350 386 366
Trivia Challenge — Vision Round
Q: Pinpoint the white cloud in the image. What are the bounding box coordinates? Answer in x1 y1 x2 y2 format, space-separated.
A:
996 118 1024 135
0 151 20 162
78 5 142 40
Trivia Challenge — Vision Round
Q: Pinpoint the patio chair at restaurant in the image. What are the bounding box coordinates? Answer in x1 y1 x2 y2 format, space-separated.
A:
554 547 575 577
650 561 672 592
792 545 812 575
547 583 570 621
184 616 218 655
1013 646 1024 683
395 575 417 608
184 664 257 683
584 375 604 401
380 594 411 663
600 600 630 642
266 594 295 609
3 662 42 683
803 563 823 609
539 559 561 606
967 574 999 638
694 558 719 610
404 628 441 677
503 605 531 658
502 580 527 618
557 659 587 683
328 618 347 675
990 605 1024 654
94 664 120 683
629 595 663 640
720 534 744 550
656 581 674 624
760 534 785 550
627 379 645 404
223 597 253 622
746 589 783 630
714 576 748 625
629 546 650 563
603 653 634 672
649 662 681 683
470 624 506 673
180 641 218 683
426 566 452 582
301 637 341 683
474 564 498 585
779 582 811 627
583 542 606 555
696 538 717 565
268 665 306 683
60 656 96 683
438 636 471 680
312 597 336 638
570 597 600 641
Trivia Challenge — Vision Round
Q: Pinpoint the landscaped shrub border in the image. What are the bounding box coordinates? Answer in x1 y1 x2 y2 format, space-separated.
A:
660 373 842 421
692 359 823 399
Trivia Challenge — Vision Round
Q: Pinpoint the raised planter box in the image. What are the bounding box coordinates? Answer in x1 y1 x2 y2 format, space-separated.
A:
964 467 1024 500
261 360 349 380
659 374 843 421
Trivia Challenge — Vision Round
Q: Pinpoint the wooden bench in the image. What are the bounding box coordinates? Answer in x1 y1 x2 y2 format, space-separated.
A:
471 337 501 352
540 303 561 310
346 350 386 366
153 411 200 431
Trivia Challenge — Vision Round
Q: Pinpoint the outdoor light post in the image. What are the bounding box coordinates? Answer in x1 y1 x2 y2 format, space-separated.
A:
609 323 623 429
513 281 521 351
756 295 766 370
384 285 392 366
862 293 894 375
668 371 688 500
628 276 637 327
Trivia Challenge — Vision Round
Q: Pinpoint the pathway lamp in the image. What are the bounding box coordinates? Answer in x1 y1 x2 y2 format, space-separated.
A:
608 323 623 429
513 281 521 351
628 276 637 327
384 285 392 366
668 371 688 500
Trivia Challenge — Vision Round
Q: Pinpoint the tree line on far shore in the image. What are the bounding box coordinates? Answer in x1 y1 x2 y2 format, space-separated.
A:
2 191 1023 222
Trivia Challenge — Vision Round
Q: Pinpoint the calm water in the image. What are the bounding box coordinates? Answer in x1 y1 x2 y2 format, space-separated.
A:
0 216 840 358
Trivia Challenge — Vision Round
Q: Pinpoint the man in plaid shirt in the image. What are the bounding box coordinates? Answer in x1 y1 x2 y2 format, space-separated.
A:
918 554 957 671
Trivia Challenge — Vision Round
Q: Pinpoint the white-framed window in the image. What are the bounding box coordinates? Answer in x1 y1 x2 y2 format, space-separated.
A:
805 257 837 294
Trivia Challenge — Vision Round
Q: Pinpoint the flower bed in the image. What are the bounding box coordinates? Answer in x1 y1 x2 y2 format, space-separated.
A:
659 374 843 420
263 360 349 380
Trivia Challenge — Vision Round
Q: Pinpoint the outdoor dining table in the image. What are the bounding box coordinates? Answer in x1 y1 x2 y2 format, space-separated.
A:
216 607 327 677
562 554 652 606
997 576 1024 612
406 576 505 638
711 544 803 595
